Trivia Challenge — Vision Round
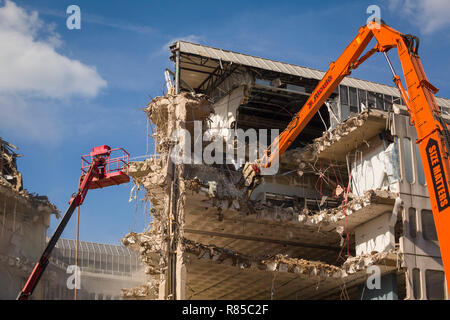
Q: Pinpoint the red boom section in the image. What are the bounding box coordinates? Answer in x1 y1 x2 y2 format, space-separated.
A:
17 145 130 300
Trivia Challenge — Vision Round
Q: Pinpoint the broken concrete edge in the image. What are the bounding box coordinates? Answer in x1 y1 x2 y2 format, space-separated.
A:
0 252 35 273
300 189 398 226
0 252 59 282
342 250 402 276
121 232 403 284
281 108 388 166
1 137 23 192
186 240 403 280
0 183 60 217
121 279 159 299
187 185 397 231
128 153 397 227
236 189 398 229
144 92 214 155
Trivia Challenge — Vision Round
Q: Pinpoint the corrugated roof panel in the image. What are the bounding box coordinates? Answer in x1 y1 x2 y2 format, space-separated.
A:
256 56 273 71
236 53 252 66
248 55 264 69
284 64 300 77
274 61 292 75
176 40 450 104
437 97 450 108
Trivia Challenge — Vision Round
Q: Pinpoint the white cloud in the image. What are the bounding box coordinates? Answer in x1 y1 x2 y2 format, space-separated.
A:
0 0 107 144
0 0 106 98
388 0 450 34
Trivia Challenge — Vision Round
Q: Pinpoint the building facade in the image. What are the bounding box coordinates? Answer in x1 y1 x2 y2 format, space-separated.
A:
122 41 450 300
40 238 145 300
0 137 59 300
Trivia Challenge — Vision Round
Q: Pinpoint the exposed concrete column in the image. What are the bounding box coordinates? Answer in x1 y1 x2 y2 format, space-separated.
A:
176 244 186 299
175 48 181 94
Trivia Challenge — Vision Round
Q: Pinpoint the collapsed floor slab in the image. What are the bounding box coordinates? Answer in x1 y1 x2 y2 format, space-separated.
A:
122 232 403 300
281 109 389 168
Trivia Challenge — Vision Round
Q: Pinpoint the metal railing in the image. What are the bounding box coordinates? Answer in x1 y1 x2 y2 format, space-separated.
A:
81 148 130 175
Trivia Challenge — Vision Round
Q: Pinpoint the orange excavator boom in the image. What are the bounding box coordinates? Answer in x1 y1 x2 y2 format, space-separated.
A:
245 20 450 289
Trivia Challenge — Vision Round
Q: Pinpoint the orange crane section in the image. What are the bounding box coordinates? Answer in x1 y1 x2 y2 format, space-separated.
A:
246 20 450 288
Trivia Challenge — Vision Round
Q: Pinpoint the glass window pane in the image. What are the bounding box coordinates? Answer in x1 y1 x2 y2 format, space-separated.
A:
425 270 445 300
414 143 426 185
341 105 350 122
376 93 384 110
340 85 349 106
125 260 131 273
409 208 417 238
349 87 358 111
113 255 119 272
385 95 393 110
393 96 402 105
107 255 112 272
367 91 376 108
413 268 421 299
95 254 100 270
403 137 414 183
422 210 438 241
358 89 367 110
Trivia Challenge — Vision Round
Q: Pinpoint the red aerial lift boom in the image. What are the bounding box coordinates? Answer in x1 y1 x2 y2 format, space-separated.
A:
17 145 130 300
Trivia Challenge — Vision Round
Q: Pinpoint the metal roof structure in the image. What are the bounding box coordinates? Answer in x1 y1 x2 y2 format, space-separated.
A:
52 238 136 257
172 40 450 109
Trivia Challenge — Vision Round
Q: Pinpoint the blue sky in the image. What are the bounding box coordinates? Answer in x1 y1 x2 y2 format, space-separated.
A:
0 0 449 245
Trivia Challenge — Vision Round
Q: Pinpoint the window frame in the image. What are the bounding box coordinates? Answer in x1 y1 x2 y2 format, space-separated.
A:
408 207 417 238
421 209 438 242
425 269 446 300
402 137 415 184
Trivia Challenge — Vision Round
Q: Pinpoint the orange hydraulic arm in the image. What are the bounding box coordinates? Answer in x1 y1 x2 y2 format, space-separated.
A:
250 20 450 288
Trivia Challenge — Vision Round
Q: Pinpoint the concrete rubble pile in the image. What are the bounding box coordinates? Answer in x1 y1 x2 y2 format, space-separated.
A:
0 137 22 191
122 228 401 284
251 189 396 227
121 278 159 299
0 138 60 299
342 249 401 275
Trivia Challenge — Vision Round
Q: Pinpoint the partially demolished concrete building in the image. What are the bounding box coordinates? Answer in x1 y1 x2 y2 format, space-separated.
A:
122 41 450 300
0 137 59 299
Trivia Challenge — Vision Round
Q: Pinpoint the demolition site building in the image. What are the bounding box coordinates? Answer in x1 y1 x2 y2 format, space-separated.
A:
121 40 450 300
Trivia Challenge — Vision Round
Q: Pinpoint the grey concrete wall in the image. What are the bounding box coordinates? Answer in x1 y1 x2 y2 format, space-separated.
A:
393 113 449 299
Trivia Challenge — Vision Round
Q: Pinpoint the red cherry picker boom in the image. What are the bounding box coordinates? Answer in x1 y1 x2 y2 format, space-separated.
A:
17 145 130 300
